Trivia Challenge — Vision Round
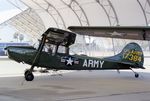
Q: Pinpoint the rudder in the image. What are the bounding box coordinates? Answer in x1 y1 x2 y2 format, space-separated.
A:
121 42 144 69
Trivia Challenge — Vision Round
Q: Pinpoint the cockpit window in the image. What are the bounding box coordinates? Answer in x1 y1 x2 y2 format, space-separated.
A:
44 43 65 54
57 46 65 54
33 40 66 54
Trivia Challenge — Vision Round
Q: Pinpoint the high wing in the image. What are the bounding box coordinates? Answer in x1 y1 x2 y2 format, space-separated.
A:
68 26 150 40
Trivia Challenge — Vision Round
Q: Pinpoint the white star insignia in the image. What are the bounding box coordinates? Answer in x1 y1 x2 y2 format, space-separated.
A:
66 57 73 65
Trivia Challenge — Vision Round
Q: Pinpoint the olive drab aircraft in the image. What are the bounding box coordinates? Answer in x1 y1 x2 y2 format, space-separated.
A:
5 27 145 81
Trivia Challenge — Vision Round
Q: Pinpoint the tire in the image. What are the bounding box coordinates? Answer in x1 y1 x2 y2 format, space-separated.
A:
135 73 139 78
25 72 34 81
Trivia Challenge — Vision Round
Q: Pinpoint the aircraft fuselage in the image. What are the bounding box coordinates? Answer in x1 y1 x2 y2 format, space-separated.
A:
6 46 130 70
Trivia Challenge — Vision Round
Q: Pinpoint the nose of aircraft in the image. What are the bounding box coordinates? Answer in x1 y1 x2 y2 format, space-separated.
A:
5 46 13 55
5 46 36 63
5 46 29 63
5 46 20 61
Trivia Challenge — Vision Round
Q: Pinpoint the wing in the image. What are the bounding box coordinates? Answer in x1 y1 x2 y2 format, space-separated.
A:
68 26 150 40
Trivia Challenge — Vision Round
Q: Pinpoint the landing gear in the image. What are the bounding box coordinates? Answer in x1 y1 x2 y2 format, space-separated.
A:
24 34 46 81
130 67 139 78
24 70 34 81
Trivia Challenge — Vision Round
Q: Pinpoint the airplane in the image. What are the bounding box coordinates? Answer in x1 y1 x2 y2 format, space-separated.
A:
5 27 145 81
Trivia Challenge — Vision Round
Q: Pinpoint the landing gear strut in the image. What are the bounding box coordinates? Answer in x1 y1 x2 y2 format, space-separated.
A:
24 35 46 81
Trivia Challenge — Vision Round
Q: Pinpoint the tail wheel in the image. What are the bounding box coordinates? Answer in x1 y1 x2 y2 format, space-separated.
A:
135 73 139 78
130 67 139 78
24 70 34 81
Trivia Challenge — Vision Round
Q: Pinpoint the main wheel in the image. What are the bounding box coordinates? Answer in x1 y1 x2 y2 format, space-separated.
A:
25 72 34 81
135 73 139 78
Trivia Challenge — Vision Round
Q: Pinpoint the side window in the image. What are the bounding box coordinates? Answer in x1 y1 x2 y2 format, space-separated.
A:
58 46 65 54
44 44 55 53
43 44 65 54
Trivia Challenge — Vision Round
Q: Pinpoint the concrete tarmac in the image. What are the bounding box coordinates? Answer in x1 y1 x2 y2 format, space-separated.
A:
0 70 150 101
0 58 150 101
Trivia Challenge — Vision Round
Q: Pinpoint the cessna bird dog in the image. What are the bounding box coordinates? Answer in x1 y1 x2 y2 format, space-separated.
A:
5 28 145 81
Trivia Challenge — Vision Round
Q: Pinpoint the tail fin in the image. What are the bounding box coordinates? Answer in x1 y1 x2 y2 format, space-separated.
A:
120 42 144 69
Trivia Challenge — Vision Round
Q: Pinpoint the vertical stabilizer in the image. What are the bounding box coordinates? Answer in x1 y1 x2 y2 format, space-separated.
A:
120 42 144 68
